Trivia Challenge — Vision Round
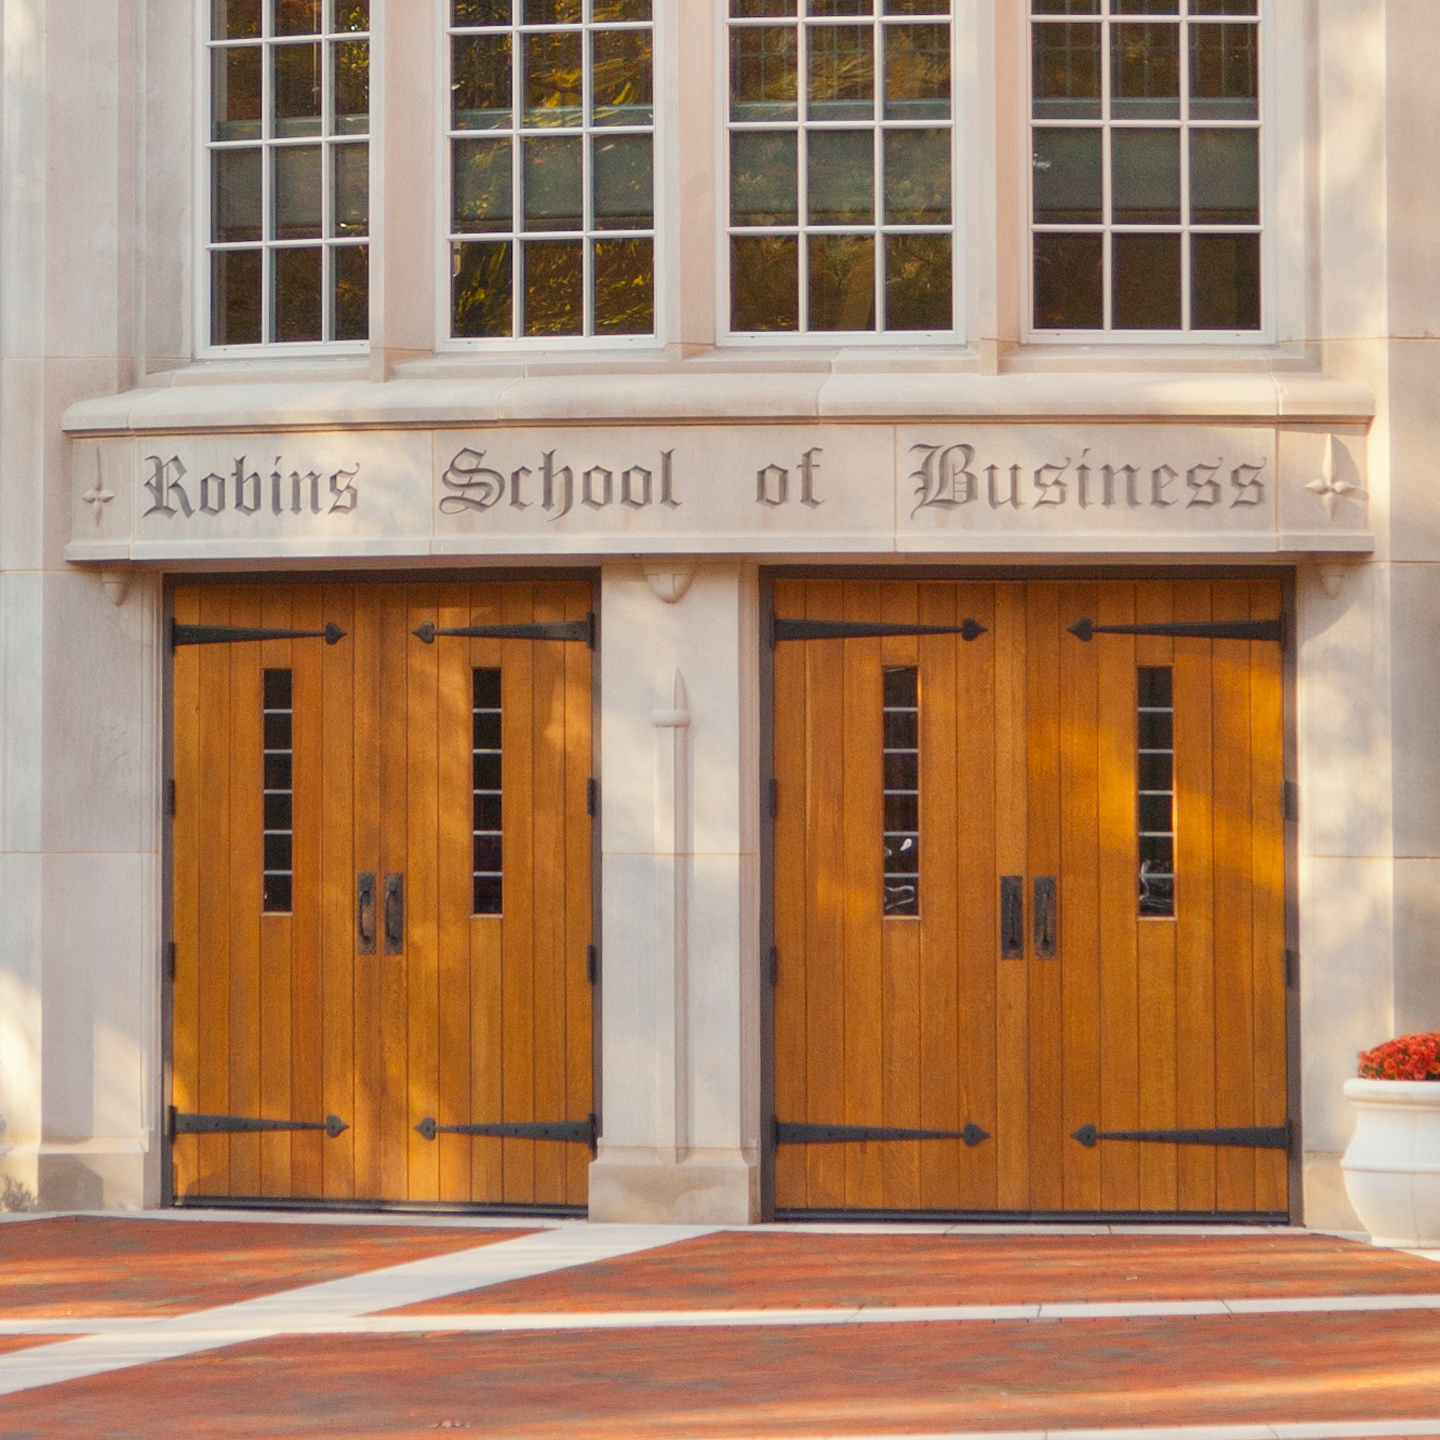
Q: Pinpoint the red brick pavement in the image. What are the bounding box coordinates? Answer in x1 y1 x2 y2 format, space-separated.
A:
0 1218 532 1320
393 1229 1440 1314
9 1309 1440 1437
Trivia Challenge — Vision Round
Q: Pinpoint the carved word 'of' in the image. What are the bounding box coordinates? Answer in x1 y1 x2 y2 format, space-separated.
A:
909 444 1267 519
440 448 679 521
756 448 823 508
142 455 359 519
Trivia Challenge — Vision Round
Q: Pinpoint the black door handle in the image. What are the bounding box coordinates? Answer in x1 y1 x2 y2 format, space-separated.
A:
1000 875 1024 958
357 873 376 954
1034 876 1057 959
384 873 404 955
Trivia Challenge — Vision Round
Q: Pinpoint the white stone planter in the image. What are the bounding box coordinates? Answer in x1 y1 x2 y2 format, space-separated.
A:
1342 1077 1440 1246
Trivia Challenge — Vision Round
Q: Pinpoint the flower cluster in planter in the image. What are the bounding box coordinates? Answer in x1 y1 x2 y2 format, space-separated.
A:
1357 1034 1440 1080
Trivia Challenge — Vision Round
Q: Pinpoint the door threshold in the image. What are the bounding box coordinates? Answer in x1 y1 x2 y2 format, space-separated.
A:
773 1208 1291 1226
173 1196 587 1220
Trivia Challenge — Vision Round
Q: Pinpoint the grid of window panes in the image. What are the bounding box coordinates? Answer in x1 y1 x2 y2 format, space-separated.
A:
882 667 920 916
728 0 955 336
262 669 295 914
473 668 504 914
449 1 655 340
1137 666 1176 917
208 0 370 346
1031 0 1260 334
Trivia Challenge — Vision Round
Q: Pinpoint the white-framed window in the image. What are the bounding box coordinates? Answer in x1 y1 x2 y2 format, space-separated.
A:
1028 0 1262 338
723 0 959 342
444 0 656 343
205 0 371 349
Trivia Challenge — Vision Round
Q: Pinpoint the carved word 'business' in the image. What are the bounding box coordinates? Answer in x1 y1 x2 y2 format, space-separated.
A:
440 447 679 521
142 455 359 519
910 444 1268 518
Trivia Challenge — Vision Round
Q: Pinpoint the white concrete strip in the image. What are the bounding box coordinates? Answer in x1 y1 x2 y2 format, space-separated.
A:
766 1426 1440 1440
0 1223 713 1398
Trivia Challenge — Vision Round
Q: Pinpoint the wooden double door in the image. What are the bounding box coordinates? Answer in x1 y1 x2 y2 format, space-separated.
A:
772 578 1290 1217
170 580 594 1208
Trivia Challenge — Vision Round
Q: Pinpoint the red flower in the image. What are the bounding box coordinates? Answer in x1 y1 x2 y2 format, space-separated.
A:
1358 1034 1440 1080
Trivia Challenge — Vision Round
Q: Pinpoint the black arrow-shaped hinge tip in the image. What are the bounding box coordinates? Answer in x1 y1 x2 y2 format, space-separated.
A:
963 1122 990 1147
413 623 437 645
325 1115 349 1138
323 624 347 646
1068 619 1095 643
1071 1123 1099 1148
962 620 988 642
415 1116 438 1140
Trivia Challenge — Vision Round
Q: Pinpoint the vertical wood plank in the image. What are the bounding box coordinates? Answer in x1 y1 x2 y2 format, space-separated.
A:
993 583 1030 1210
1096 582 1140 1210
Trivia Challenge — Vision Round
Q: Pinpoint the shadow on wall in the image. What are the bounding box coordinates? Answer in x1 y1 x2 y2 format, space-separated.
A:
37 1157 103 1211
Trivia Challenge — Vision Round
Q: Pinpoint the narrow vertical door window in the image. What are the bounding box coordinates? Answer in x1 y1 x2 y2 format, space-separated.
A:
208 0 370 345
882 665 919 916
473 667 504 913
1137 665 1175 916
450 0 656 340
1031 0 1260 334
728 0 956 336
262 668 295 911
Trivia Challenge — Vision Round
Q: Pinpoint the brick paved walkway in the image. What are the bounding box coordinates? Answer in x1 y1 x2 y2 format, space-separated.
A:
4 1214 1440 1438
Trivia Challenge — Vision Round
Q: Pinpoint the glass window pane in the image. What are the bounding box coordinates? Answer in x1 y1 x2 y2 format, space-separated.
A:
732 0 797 14
732 234 799 330
594 0 651 18
455 0 511 19
273 245 323 341
453 240 514 336
333 41 369 135
809 233 875 331
1114 0 1177 12
884 127 950 223
212 249 262 344
522 135 583 230
730 25 798 120
213 148 262 240
1192 232 1260 329
809 128 874 224
213 46 262 141
1112 231 1181 329
1033 0 1099 11
333 244 369 339
213 0 261 39
524 0 580 19
1189 23 1257 119
1111 127 1180 224
524 31 583 126
731 130 798 224
1032 127 1100 224
594 237 654 333
522 238 584 334
593 134 653 229
1190 128 1257 223
276 0 321 35
274 144 323 239
1111 23 1179 120
336 2 369 31
808 23 874 121
811 0 870 13
884 0 949 12
454 137 514 233
453 35 513 129
884 22 949 120
274 42 322 137
333 143 369 235
885 232 951 330
1191 0 1257 14
592 28 653 126
1032 22 1099 119
1034 231 1101 328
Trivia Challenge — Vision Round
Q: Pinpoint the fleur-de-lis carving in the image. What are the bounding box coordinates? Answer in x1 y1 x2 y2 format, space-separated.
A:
1305 434 1360 519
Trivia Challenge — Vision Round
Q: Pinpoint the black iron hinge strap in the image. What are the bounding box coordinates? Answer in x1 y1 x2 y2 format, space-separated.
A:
413 614 595 648
776 1120 990 1147
415 1115 597 1154
1068 618 1284 645
172 1108 348 1139
1071 1121 1290 1150
772 617 986 648
171 621 346 651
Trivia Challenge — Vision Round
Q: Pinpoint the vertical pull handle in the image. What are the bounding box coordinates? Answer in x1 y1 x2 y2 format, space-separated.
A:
1034 876 1058 959
1000 875 1024 959
357 873 376 954
384 873 404 955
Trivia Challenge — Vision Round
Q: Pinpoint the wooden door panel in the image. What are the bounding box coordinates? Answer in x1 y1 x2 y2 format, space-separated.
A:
772 577 1288 1217
172 579 593 1209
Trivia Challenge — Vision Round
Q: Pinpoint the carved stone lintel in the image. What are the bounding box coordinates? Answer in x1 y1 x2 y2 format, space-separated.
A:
644 561 697 605
100 570 131 607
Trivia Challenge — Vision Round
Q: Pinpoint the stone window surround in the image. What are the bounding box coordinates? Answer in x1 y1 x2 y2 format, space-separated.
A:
185 0 1301 371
